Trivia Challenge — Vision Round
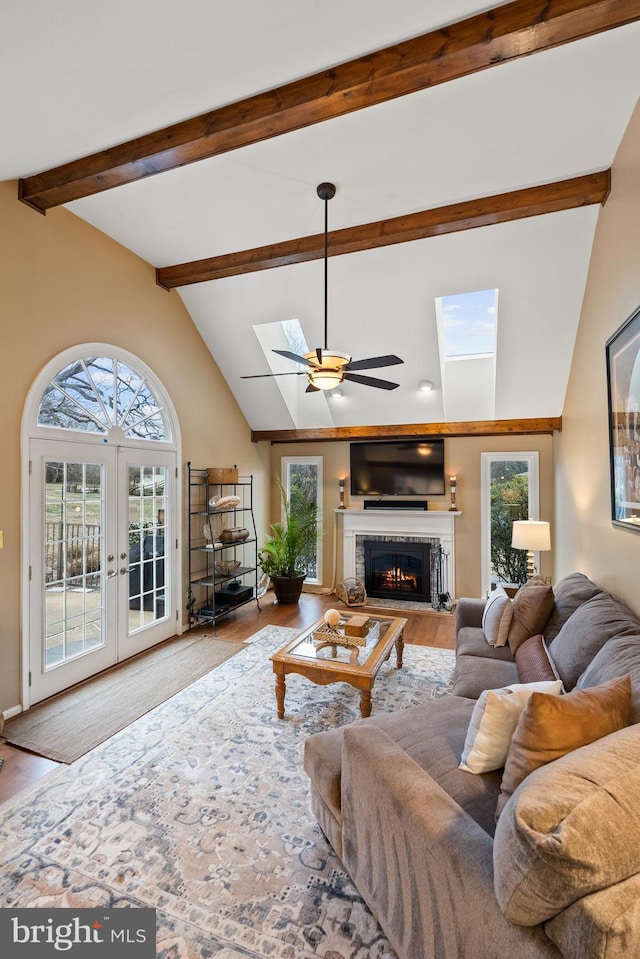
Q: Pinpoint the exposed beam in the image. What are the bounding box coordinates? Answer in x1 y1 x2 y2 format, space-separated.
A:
156 171 609 288
19 0 640 212
250 418 562 444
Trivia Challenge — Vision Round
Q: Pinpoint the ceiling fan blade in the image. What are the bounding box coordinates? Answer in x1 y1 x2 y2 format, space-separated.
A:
344 372 400 390
240 371 304 379
345 354 404 371
272 349 315 367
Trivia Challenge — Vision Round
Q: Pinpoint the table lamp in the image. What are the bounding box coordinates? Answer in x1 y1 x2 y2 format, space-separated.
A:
511 519 551 581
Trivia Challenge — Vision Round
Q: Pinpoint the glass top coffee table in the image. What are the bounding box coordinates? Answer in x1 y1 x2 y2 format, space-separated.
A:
270 613 407 719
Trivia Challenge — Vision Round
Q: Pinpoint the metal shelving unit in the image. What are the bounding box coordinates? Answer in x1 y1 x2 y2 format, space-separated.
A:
187 463 260 628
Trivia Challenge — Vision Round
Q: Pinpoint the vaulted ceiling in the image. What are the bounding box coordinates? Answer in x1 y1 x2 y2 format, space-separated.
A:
4 0 640 439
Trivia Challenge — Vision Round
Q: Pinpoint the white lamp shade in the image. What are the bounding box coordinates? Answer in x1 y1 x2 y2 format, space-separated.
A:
511 520 551 552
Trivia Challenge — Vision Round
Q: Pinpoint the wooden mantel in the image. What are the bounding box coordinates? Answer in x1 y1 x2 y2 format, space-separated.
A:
251 417 562 444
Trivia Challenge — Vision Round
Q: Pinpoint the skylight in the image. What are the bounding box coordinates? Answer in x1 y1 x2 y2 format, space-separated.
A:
280 319 309 360
437 288 498 359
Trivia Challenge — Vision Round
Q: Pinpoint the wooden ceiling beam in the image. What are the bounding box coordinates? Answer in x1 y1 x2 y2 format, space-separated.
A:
250 418 562 444
156 171 609 288
19 0 639 212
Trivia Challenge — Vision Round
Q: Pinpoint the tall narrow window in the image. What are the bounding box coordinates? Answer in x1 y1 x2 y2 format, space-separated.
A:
480 452 539 593
281 456 323 585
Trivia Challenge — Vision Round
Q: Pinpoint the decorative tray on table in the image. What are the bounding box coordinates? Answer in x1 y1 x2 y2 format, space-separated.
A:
312 614 379 649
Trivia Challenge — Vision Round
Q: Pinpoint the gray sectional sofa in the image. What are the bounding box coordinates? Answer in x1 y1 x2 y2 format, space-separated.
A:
304 573 640 959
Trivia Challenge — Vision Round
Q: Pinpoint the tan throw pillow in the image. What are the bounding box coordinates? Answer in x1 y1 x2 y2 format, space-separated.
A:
481 586 513 647
459 680 563 774
495 674 632 819
515 634 560 684
507 583 554 654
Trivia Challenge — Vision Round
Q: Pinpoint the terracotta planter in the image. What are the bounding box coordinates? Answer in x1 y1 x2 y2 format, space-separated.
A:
270 573 306 605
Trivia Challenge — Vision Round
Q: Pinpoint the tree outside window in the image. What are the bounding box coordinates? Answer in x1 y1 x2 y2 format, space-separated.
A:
281 457 323 583
481 452 539 592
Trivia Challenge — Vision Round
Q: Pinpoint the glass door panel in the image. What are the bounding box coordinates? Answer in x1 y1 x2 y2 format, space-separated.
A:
30 441 118 704
118 448 174 656
43 459 105 668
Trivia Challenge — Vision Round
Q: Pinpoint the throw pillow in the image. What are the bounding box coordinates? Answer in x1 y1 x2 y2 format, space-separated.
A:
494 722 640 927
507 583 554 654
495 674 632 819
515 634 560 684
481 586 513 647
459 680 563 774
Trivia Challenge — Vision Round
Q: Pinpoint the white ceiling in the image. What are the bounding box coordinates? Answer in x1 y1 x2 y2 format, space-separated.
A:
3 1 640 431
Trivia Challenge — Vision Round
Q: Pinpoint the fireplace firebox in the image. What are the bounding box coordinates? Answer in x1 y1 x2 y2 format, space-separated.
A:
364 540 431 602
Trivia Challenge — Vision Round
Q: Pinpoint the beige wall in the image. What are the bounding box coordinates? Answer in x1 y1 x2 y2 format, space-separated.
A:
555 97 640 614
271 433 554 598
0 180 269 714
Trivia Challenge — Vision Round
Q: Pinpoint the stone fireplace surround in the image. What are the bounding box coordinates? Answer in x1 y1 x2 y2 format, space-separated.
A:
337 508 459 601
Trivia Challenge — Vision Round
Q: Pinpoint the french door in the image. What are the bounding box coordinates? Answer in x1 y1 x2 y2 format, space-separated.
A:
29 439 175 704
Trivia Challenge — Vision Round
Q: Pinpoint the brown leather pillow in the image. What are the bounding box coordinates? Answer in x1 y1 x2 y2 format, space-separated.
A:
515 634 559 684
507 583 555 654
496 674 632 819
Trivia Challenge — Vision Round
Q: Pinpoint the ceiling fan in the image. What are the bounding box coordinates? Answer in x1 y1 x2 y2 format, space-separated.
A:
241 182 404 393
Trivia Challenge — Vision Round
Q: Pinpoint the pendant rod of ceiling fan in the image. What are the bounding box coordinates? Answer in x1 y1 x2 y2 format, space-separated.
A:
323 189 329 351
317 182 336 353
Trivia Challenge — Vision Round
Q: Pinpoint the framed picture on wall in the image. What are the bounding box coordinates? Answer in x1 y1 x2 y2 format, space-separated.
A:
606 303 640 531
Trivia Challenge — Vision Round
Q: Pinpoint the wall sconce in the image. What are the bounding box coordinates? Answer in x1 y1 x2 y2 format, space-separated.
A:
449 475 457 511
338 477 346 509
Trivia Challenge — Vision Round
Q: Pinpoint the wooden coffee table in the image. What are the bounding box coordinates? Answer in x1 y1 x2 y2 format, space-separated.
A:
270 613 406 719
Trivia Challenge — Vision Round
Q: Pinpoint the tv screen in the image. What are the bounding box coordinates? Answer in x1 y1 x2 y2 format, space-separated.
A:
350 439 445 497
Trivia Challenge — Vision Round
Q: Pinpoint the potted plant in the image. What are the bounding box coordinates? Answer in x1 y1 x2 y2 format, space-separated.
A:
259 479 318 604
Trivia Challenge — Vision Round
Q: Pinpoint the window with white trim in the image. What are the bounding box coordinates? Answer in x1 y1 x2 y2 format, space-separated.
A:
281 456 323 585
480 452 539 593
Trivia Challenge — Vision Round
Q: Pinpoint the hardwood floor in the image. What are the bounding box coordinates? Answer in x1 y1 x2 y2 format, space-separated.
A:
0 591 455 803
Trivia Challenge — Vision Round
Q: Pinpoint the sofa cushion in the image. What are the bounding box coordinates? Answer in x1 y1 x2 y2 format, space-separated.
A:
456 626 517 662
507 583 555 654
515 634 560 684
548 592 640 690
494 722 640 927
544 571 603 642
308 697 504 837
459 681 563 774
495 674 632 819
451 653 519 699
482 586 513 646
576 633 640 722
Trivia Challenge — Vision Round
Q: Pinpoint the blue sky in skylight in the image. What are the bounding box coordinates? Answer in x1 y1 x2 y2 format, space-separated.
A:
440 288 497 358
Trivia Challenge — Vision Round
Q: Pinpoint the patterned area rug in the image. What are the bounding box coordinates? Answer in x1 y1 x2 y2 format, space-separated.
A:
0 625 455 958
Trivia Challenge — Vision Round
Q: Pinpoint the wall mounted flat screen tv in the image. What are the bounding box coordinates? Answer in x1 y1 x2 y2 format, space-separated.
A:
350 439 446 496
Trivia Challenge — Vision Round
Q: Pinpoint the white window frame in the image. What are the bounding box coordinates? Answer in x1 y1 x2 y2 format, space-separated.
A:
480 451 539 595
280 455 323 586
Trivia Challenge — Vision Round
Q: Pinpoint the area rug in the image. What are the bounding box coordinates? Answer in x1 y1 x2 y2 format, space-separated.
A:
0 625 455 958
2 633 243 763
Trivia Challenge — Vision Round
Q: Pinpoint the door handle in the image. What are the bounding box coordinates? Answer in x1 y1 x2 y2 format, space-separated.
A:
120 566 129 575
106 569 117 579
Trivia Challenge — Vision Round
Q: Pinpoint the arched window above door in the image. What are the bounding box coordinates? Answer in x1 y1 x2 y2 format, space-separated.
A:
37 355 171 442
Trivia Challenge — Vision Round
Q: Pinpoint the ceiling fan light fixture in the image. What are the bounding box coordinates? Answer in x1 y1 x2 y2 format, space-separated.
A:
308 369 344 391
304 349 351 370
419 379 434 392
